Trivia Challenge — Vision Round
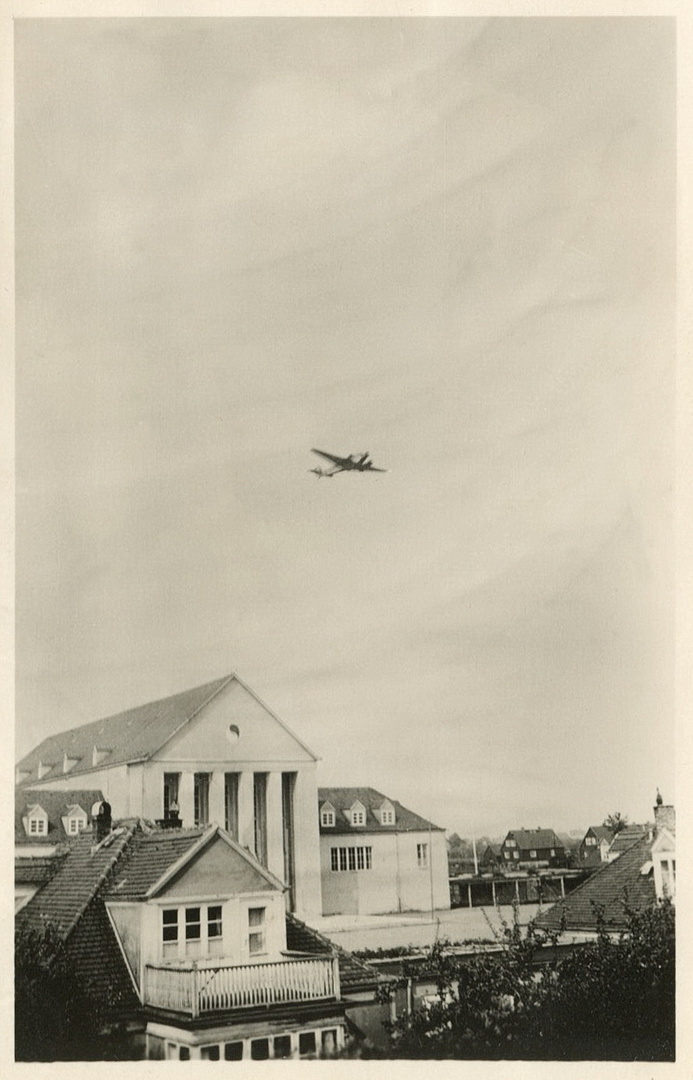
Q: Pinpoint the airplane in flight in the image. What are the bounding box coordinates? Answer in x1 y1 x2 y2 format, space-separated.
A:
309 448 388 478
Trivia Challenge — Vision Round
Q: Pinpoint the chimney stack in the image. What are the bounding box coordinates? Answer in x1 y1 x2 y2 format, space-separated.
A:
653 790 675 836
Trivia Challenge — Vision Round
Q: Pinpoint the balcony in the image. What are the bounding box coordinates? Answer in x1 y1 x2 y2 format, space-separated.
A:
143 954 340 1018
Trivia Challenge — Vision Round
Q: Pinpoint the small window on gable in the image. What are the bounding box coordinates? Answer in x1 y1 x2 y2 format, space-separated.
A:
62 806 88 836
320 804 336 828
380 802 395 825
350 802 366 827
24 806 48 837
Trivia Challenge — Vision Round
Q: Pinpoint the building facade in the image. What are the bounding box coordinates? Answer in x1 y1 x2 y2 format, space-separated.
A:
15 675 323 917
499 828 566 872
318 787 449 915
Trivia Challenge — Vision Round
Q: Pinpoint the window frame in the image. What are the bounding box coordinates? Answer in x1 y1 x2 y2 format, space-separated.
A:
417 842 429 869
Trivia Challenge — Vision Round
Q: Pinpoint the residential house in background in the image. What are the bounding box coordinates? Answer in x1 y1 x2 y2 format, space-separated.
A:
318 787 449 915
499 828 566 872
479 843 503 874
536 795 675 934
15 675 323 917
577 825 615 869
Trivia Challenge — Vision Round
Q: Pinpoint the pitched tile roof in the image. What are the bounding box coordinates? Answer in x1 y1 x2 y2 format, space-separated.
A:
15 675 235 785
285 914 385 993
608 823 649 855
318 787 443 834
16 822 137 939
15 788 105 844
15 852 67 888
583 825 615 843
504 828 564 850
103 826 209 900
535 832 657 933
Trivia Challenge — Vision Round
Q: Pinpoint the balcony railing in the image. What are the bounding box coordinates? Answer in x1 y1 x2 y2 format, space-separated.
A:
143 954 340 1018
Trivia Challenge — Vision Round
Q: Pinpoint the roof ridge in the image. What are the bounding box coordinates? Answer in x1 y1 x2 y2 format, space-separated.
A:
60 821 140 946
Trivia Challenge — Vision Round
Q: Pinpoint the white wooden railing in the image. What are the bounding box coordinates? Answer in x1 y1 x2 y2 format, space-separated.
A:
143 955 340 1018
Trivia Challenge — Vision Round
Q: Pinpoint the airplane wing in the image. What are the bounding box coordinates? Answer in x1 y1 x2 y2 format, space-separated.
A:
311 448 349 467
366 466 388 473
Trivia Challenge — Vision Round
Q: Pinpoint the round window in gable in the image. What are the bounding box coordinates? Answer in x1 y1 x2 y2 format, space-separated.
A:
226 724 240 744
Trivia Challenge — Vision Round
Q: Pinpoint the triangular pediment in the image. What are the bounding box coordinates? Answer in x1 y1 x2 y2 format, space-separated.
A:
154 834 281 900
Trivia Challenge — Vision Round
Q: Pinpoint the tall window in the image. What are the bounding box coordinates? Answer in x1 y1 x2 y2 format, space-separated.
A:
162 909 179 958
164 773 181 819
185 906 202 957
248 907 266 955
417 843 429 869
194 773 210 826
224 773 239 839
253 773 268 866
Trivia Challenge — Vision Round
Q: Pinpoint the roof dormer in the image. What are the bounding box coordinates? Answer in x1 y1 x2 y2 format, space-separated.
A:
15 767 32 785
377 799 396 826
92 745 110 767
63 752 80 774
23 804 48 837
348 800 367 827
61 804 89 836
37 760 54 780
320 801 336 828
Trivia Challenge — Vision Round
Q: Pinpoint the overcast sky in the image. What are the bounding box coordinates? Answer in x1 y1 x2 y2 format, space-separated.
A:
15 17 675 837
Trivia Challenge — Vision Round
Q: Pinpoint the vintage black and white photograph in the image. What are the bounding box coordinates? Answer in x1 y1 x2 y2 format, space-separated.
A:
12 12 677 1064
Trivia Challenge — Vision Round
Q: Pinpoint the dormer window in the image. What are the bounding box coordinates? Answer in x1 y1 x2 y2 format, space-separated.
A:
37 761 54 780
349 801 366 827
63 753 80 774
320 803 336 828
23 805 48 837
62 805 88 835
92 746 110 767
379 801 395 825
15 767 31 785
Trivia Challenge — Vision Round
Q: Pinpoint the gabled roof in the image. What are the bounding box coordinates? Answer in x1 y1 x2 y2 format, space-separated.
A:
15 676 236 786
104 825 284 901
285 914 385 993
504 828 563 850
15 788 105 845
583 825 615 844
15 853 67 888
317 787 443 834
536 831 657 932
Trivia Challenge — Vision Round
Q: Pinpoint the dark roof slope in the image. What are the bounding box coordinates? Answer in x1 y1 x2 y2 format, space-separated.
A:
536 832 656 932
15 788 105 844
583 825 615 843
608 824 649 855
15 675 235 786
318 787 443 834
15 852 67 888
285 914 385 993
504 829 563 850
104 827 209 900
16 822 136 938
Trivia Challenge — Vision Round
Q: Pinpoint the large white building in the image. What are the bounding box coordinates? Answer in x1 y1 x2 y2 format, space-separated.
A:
318 787 450 915
15 674 322 917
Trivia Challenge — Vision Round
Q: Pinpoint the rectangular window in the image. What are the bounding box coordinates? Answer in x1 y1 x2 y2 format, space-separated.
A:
162 909 178 944
513 851 519 860
253 773 268 866
530 850 537 858
351 808 365 825
163 773 181 819
224 773 239 839
321 810 335 827
208 904 223 955
251 1039 269 1061
273 1035 292 1059
330 846 372 872
193 773 210 826
248 906 266 954
299 1032 317 1058
550 849 556 857
417 843 429 869
224 1042 243 1061
185 907 201 940
381 809 394 824
321 1030 337 1056
201 1045 220 1061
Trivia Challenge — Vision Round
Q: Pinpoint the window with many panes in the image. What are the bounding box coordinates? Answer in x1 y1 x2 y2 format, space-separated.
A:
320 807 336 827
330 846 372 872
248 907 266 954
162 904 223 958
350 804 366 826
28 817 47 835
380 806 395 825
162 908 179 957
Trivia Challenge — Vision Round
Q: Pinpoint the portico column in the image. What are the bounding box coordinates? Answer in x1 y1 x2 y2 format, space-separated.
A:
178 771 194 830
209 770 225 828
266 772 284 882
238 771 255 851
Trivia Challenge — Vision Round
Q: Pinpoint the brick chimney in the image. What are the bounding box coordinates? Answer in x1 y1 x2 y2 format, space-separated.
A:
653 790 675 836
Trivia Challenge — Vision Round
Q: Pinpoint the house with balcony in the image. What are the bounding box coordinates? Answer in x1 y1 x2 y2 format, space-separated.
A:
499 828 566 872
16 814 364 1060
15 674 322 917
318 787 449 915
